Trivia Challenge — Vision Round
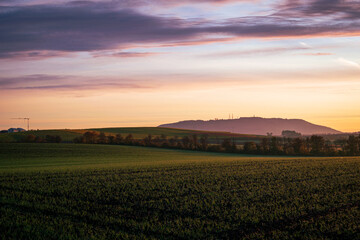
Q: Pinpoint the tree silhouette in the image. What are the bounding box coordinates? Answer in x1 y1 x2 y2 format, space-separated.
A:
346 135 360 156
107 135 115 144
98 132 107 144
270 137 281 154
260 138 270 154
292 138 307 155
243 142 257 153
143 134 153 146
310 135 325 155
124 134 134 145
182 136 191 149
83 131 98 144
199 135 209 151
115 134 123 144
191 134 198 149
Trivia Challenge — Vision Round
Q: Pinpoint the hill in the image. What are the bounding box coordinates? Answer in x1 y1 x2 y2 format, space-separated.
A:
159 117 342 136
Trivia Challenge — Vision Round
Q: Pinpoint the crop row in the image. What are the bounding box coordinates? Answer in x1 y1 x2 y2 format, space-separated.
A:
1 157 360 239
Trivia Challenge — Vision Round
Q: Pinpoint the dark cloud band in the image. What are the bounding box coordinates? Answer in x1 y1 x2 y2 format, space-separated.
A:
0 1 359 58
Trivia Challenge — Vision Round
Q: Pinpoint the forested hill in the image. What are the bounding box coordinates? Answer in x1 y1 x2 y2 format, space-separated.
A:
158 117 342 136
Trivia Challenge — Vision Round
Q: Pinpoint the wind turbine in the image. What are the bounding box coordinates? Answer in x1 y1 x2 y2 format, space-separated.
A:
11 118 30 131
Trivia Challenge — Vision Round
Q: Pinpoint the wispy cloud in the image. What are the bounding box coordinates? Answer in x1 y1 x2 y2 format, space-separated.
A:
299 42 312 48
0 74 153 91
0 74 69 87
92 51 163 58
337 57 360 69
202 41 335 58
203 46 310 57
301 52 333 56
0 0 252 7
278 0 360 19
5 82 149 90
2 67 360 94
0 50 73 59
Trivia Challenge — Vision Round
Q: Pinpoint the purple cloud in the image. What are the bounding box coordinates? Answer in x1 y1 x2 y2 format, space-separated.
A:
0 1 359 58
92 51 162 58
203 46 312 57
0 74 152 91
0 0 250 7
279 0 360 18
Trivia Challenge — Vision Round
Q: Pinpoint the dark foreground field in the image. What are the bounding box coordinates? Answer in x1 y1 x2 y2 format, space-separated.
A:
0 144 359 239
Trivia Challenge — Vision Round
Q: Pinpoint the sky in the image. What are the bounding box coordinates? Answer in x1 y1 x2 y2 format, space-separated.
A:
1 0 360 132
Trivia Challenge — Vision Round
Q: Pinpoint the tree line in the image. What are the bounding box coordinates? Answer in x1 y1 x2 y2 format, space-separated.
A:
20 134 62 143
74 131 360 156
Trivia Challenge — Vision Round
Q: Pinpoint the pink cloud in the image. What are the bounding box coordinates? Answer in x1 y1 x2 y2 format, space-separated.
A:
301 52 334 56
0 50 73 60
91 51 163 58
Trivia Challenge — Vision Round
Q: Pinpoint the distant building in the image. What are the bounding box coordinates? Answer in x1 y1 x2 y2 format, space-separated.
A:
0 130 8 133
8 128 26 133
282 130 301 138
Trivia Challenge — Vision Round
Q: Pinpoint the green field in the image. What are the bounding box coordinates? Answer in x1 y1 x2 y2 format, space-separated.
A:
89 127 203 138
0 143 256 171
0 130 82 143
0 127 263 143
1 143 359 239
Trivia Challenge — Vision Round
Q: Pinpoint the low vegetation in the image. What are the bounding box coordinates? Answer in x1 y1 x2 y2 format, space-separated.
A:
0 130 81 143
74 131 360 156
2 127 359 156
0 127 262 144
0 143 359 239
87 127 263 143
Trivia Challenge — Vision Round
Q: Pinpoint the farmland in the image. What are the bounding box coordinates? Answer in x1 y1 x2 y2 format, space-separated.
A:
1 143 360 239
0 127 263 144
0 130 82 143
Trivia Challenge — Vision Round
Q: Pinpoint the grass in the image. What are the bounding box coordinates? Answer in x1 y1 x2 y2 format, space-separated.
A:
89 127 263 141
1 143 359 239
0 143 257 171
0 127 264 143
0 130 82 143
89 127 200 138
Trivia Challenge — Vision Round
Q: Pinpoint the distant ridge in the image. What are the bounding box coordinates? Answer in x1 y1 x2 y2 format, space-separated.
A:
158 117 342 136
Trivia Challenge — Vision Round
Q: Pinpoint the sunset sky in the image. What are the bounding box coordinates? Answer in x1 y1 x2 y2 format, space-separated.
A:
1 0 360 132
